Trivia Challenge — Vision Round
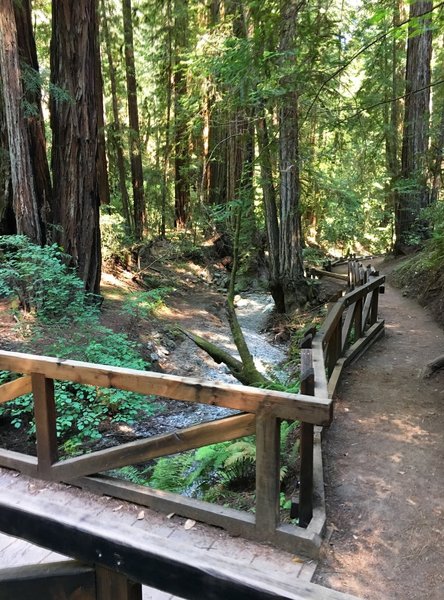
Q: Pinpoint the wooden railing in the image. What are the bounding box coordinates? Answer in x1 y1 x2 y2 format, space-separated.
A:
291 272 385 525
0 272 384 558
0 350 332 558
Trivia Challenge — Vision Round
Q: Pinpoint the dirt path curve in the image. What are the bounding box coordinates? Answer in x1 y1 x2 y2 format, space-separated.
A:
313 270 444 600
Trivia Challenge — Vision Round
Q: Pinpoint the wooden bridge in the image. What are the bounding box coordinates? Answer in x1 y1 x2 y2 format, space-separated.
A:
0 267 384 599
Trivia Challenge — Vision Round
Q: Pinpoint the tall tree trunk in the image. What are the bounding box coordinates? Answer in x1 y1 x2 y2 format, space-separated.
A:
173 0 190 229
255 110 285 313
101 0 132 231
122 0 146 241
384 0 402 244
14 0 52 243
0 0 43 244
95 15 110 209
0 78 14 235
161 0 173 237
278 0 308 310
429 37 444 204
50 0 102 294
395 0 433 253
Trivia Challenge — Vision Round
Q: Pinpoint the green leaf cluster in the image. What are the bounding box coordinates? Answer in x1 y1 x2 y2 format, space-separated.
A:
0 236 157 449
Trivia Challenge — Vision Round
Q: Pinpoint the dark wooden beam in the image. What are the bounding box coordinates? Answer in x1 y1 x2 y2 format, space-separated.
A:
0 560 95 600
0 490 361 600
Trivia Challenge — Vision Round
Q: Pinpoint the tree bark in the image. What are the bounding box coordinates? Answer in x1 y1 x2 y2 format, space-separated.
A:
14 0 52 243
255 110 285 313
278 0 309 310
173 0 190 229
101 0 132 231
395 0 433 252
50 0 102 294
122 0 146 241
0 0 43 244
0 78 14 235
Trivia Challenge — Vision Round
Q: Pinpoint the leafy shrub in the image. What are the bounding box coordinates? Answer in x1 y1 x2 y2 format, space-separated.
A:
0 236 157 448
100 212 133 264
0 235 98 323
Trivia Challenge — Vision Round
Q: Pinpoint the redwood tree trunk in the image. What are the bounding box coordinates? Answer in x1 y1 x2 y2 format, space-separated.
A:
256 110 285 313
278 0 308 310
173 0 190 229
50 0 102 294
122 0 146 240
14 0 53 243
0 0 43 244
0 81 14 235
395 0 433 252
101 0 132 231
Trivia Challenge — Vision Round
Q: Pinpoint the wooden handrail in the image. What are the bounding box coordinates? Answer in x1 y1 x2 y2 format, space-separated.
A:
0 350 331 424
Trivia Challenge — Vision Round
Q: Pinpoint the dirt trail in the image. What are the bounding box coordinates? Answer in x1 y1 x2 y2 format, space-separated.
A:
314 270 444 599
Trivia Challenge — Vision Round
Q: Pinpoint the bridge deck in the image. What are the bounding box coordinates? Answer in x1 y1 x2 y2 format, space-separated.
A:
0 467 316 599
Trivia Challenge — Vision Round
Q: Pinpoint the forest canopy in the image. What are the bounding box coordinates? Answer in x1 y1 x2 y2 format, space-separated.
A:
0 0 443 309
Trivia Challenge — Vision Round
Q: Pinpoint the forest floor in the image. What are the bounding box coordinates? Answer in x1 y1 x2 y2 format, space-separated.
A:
314 258 444 600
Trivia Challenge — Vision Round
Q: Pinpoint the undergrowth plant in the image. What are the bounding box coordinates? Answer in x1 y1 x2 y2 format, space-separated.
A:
123 421 300 510
0 236 158 451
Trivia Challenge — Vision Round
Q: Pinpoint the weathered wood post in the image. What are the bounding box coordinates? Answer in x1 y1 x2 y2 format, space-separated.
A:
31 374 58 477
96 566 142 600
255 411 280 538
370 288 379 325
354 297 363 341
298 349 315 528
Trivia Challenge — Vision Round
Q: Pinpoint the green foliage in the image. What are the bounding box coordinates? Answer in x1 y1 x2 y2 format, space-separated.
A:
0 236 157 447
0 236 98 323
100 212 133 264
423 201 444 268
122 288 173 319
147 420 299 505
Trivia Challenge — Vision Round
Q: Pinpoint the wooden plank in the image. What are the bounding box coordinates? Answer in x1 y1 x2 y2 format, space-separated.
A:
353 297 363 340
52 414 255 481
341 304 356 352
310 268 349 281
0 376 32 404
96 566 142 600
0 350 332 424
342 320 385 369
326 322 341 378
298 350 314 528
78 473 257 536
255 412 280 537
370 287 379 325
77 475 319 557
0 490 362 600
361 291 373 330
311 338 330 402
341 275 385 309
0 449 38 476
328 320 385 397
32 374 58 475
0 560 95 600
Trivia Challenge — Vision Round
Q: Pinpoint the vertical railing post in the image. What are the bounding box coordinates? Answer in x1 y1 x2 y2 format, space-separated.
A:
32 373 58 477
298 348 314 528
354 297 363 341
255 411 280 539
327 321 341 377
370 287 379 325
96 566 142 600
